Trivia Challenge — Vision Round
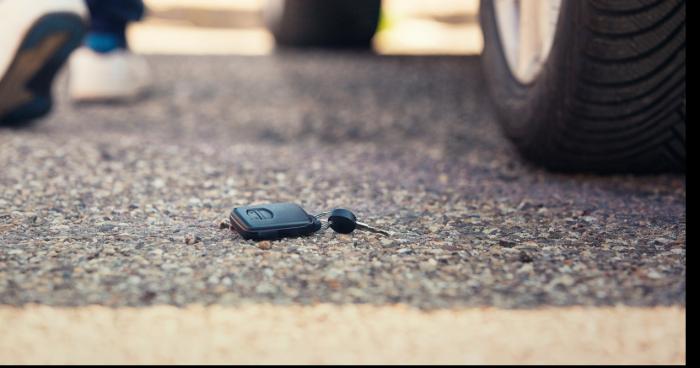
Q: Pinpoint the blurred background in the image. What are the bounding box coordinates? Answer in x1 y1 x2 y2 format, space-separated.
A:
128 0 483 55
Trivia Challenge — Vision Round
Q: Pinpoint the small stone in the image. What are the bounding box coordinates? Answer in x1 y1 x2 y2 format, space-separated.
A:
219 219 230 229
184 233 202 245
257 241 272 250
519 251 533 263
554 274 576 287
441 244 460 251
499 239 517 248
98 224 116 232
255 283 276 294
517 263 534 274
140 291 157 303
419 260 437 272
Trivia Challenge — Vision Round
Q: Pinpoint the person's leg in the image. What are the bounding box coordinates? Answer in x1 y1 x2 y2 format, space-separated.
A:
0 0 87 126
68 0 150 102
84 0 144 53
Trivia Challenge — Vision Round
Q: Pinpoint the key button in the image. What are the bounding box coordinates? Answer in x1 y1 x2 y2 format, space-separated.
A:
247 208 273 220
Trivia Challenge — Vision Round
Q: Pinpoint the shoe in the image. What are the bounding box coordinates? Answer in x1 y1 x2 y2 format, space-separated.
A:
0 0 87 126
68 47 151 102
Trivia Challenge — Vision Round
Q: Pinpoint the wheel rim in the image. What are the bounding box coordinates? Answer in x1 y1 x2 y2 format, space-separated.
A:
263 0 285 30
493 0 562 84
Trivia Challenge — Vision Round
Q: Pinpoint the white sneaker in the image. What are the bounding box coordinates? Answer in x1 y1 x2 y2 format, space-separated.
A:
68 47 151 102
0 0 87 125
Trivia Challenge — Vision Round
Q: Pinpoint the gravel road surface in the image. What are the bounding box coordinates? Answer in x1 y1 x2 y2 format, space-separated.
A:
0 53 686 309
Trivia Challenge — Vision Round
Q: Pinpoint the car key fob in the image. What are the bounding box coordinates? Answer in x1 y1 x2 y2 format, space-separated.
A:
229 202 322 241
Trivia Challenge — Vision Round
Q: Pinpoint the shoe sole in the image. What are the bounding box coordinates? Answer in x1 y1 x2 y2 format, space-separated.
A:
0 12 85 127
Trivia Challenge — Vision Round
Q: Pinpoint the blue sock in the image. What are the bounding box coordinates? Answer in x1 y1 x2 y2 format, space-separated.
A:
85 32 127 53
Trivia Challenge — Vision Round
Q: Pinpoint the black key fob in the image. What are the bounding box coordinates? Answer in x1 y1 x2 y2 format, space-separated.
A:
229 202 322 241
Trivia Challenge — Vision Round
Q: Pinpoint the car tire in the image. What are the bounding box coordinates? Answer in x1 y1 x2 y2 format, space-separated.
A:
263 0 381 48
480 0 686 173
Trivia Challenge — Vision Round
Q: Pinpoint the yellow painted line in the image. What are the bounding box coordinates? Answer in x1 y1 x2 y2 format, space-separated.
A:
0 304 685 364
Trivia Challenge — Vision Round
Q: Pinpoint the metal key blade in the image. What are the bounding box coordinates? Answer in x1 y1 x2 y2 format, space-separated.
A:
355 221 392 236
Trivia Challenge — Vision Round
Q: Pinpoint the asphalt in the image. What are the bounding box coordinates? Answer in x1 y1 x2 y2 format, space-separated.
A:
0 52 686 309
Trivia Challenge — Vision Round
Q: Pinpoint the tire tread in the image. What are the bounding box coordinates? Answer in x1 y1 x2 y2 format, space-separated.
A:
481 0 685 172
559 0 686 171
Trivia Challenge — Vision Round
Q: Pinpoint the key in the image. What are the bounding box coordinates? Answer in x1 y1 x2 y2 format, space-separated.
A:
328 208 392 236
230 202 322 241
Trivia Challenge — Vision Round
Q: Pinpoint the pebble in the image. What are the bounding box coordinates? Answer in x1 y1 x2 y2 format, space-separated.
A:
517 263 534 274
98 224 116 232
519 252 534 263
184 233 202 245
